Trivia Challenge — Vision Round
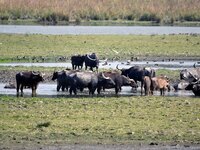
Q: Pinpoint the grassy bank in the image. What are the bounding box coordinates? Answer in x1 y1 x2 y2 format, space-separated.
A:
0 96 200 147
0 34 200 62
0 0 200 25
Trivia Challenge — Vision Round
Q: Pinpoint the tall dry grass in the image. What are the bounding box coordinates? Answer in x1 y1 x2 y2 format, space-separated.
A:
0 0 200 23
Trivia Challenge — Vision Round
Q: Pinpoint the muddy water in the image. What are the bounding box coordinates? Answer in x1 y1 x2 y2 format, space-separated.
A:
0 60 199 70
0 83 195 97
0 60 198 97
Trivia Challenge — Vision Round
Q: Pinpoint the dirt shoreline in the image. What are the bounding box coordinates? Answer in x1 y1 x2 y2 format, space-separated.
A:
1 142 200 150
0 70 53 84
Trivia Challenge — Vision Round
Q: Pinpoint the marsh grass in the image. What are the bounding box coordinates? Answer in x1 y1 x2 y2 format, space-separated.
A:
0 34 199 62
0 0 200 25
0 96 200 147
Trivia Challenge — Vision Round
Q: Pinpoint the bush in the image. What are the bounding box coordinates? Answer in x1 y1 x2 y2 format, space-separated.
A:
124 14 135 21
184 14 200 22
139 13 160 23
162 16 174 25
0 14 9 20
38 12 69 24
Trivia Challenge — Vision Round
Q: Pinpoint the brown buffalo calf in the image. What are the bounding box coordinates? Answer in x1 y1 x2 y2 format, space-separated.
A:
151 76 169 96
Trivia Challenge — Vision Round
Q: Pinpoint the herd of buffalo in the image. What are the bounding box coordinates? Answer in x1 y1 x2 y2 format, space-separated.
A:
15 53 200 97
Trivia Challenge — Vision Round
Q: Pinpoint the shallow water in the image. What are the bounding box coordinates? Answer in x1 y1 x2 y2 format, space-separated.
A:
1 25 200 35
0 83 195 98
0 60 199 70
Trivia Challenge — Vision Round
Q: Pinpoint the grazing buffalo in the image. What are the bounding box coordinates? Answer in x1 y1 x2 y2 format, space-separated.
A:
143 76 152 96
180 68 200 82
71 55 85 70
185 80 200 96
97 71 137 95
16 71 44 96
116 65 155 94
69 71 115 95
151 76 170 96
85 53 99 72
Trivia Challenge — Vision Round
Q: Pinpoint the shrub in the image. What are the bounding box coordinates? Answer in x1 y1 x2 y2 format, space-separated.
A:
38 12 59 24
139 13 160 23
0 14 9 20
36 121 51 128
162 16 174 25
124 14 135 21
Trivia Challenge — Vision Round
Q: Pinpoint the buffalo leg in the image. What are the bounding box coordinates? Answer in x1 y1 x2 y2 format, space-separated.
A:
16 83 20 93
57 84 61 92
141 81 144 95
32 86 36 97
97 86 102 94
70 87 76 95
160 88 164 96
61 85 65 91
16 83 20 96
20 85 24 95
115 87 119 95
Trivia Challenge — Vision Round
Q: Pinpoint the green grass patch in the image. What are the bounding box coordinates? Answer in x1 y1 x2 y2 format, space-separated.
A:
0 96 200 147
0 34 200 62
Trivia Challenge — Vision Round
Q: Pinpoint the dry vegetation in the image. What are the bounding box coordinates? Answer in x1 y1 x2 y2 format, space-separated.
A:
0 0 200 24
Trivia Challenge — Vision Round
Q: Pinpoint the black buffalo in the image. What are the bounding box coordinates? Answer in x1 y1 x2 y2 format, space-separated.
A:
52 70 79 92
185 80 200 96
71 55 85 70
68 71 115 95
85 53 99 72
52 70 69 91
97 71 137 95
116 65 156 94
16 71 44 96
180 68 200 82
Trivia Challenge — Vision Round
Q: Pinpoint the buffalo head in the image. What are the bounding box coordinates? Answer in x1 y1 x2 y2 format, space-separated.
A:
32 71 45 82
98 72 115 87
180 69 199 82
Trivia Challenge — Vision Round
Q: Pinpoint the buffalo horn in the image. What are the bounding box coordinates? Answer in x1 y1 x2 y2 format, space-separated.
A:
101 72 110 79
116 64 121 70
87 55 97 61
42 73 45 77
32 71 40 75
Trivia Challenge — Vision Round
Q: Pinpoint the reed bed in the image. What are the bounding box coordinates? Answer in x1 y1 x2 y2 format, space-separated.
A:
0 0 200 24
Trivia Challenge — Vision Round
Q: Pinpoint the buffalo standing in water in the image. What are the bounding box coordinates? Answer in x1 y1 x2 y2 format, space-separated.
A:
16 71 44 96
71 55 85 70
85 53 99 72
116 65 155 95
97 71 137 95
180 67 200 96
68 71 115 95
